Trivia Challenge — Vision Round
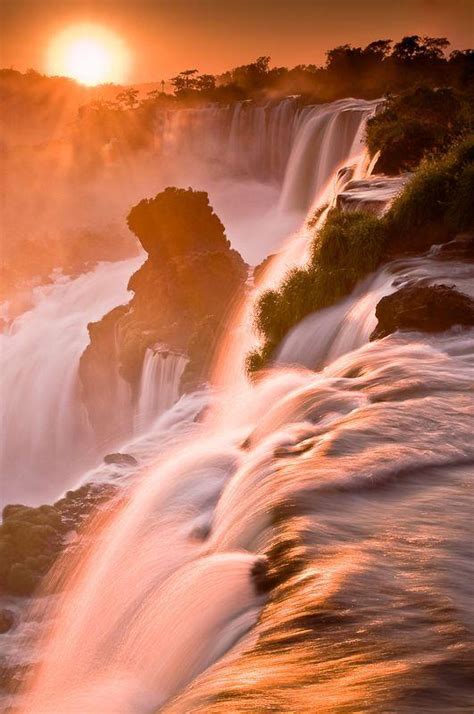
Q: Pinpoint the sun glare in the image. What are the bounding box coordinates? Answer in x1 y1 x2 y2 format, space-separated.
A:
47 24 130 85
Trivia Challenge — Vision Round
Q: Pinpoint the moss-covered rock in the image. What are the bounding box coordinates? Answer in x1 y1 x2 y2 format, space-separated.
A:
0 483 117 597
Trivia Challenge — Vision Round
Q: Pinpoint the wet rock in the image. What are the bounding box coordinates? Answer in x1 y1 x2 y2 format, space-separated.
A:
431 234 474 261
103 453 138 467
371 284 474 340
0 609 15 634
274 437 316 458
336 175 410 216
251 556 271 594
79 188 247 445
189 523 211 541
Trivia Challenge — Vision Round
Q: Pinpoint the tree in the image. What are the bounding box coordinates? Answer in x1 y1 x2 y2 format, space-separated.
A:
171 69 199 93
392 36 450 63
116 88 139 109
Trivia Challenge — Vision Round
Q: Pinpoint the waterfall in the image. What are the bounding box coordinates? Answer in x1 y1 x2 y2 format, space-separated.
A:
8 97 407 710
0 257 142 507
135 348 188 432
154 97 379 215
13 92 474 711
211 102 376 392
0 97 376 508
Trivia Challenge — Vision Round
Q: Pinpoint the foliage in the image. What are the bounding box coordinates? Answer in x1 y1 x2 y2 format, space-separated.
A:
385 135 474 250
248 211 385 372
0 484 116 596
248 137 474 374
366 86 472 173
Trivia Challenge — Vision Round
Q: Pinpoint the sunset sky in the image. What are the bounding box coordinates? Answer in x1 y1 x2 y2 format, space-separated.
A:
2 0 473 84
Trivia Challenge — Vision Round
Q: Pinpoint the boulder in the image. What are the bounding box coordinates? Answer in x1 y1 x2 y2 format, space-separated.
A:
371 284 474 340
0 609 15 634
103 453 138 467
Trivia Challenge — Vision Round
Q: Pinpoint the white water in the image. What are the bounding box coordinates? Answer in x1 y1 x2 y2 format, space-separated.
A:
135 348 188 433
1 97 387 706
1 97 377 507
153 97 379 262
277 253 474 370
0 258 141 506
8 99 474 710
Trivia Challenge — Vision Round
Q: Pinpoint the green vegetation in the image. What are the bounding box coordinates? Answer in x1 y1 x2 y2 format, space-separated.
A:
4 36 471 157
0 484 116 596
247 137 474 374
384 135 474 252
166 36 472 105
366 86 473 173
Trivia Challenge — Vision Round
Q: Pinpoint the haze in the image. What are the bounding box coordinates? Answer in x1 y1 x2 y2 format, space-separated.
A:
2 0 473 83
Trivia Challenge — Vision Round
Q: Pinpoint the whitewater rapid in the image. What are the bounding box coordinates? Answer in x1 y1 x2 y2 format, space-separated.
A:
4 94 473 713
0 258 142 506
1 96 377 506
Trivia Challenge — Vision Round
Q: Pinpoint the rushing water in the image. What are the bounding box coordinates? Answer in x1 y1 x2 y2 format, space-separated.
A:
4 96 473 713
1 97 377 507
135 349 188 433
0 258 142 506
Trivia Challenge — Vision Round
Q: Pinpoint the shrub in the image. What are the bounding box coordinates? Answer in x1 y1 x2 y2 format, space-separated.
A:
247 136 473 374
366 86 470 173
384 135 474 252
247 210 386 373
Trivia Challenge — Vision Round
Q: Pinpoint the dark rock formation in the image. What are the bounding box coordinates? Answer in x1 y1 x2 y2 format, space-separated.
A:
0 482 118 597
79 187 247 439
103 453 138 467
371 284 474 340
433 234 474 261
0 609 15 634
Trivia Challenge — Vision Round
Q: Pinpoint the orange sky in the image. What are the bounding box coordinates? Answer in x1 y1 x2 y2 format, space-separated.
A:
1 0 473 83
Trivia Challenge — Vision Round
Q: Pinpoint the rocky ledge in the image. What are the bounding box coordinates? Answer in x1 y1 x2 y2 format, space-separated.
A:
371 283 474 340
336 175 410 216
79 187 247 442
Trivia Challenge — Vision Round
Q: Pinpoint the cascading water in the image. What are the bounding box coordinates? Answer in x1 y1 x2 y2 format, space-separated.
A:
135 348 188 433
0 97 376 508
153 98 379 262
0 257 141 506
5 97 386 710
9 94 472 713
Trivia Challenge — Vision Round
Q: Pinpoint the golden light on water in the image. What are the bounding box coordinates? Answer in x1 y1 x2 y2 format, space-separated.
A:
46 24 130 85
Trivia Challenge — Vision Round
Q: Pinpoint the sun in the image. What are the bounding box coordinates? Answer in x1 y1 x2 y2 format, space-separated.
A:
47 24 130 86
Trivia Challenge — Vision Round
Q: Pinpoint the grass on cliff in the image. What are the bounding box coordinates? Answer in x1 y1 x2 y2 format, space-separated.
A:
247 136 474 375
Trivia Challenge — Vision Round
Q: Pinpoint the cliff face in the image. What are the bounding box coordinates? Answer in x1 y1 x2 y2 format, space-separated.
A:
79 187 247 442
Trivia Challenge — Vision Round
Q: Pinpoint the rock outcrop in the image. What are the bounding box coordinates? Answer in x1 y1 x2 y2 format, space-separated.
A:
370 283 474 340
79 187 247 441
